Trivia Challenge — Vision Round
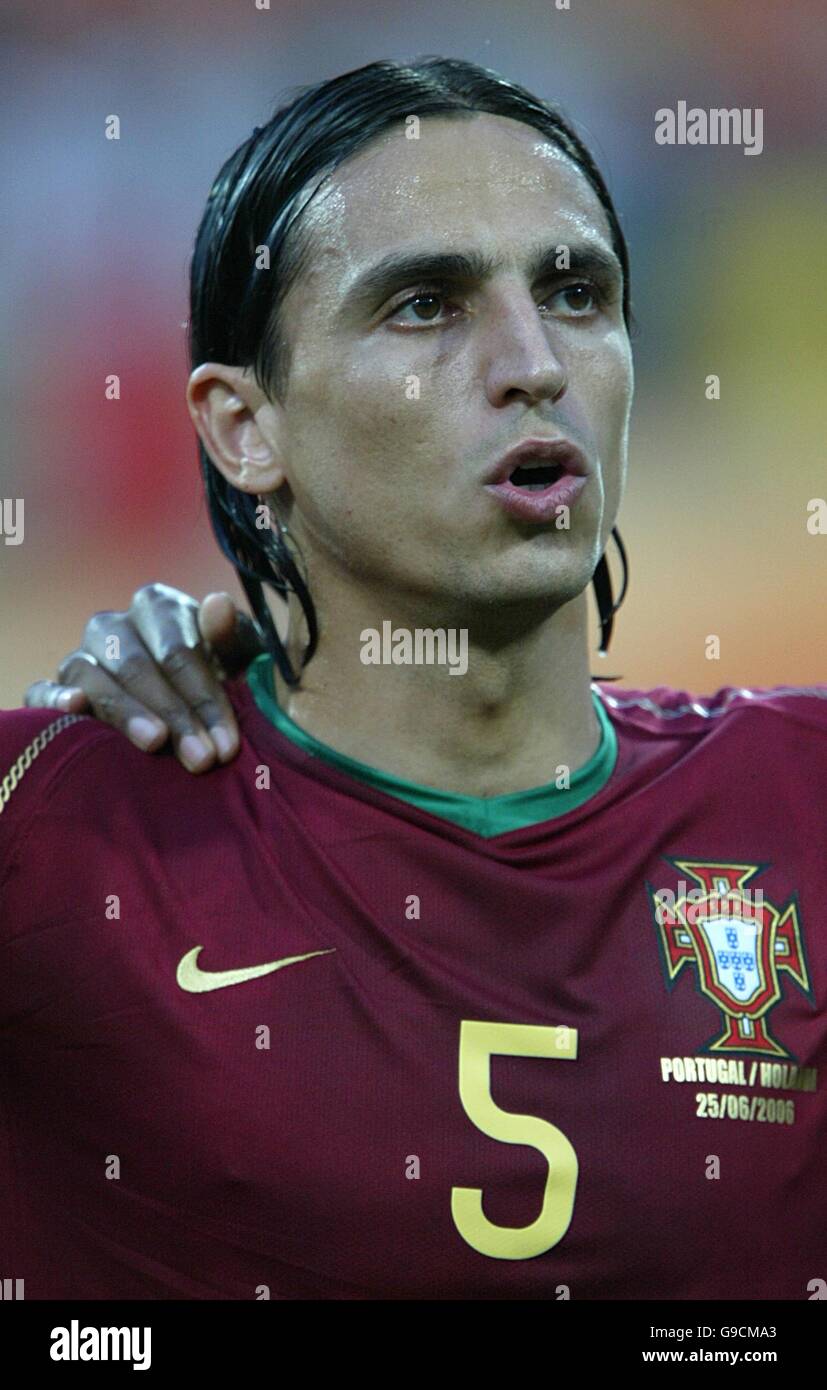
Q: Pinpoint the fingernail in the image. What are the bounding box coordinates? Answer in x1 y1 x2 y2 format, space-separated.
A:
180 734 213 770
57 689 76 710
127 716 165 749
210 724 237 760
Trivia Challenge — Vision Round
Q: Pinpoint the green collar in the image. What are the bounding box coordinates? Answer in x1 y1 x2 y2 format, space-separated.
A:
245 653 617 838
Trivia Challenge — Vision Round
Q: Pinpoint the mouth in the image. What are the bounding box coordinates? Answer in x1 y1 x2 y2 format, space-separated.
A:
507 461 566 491
483 437 591 523
486 436 590 488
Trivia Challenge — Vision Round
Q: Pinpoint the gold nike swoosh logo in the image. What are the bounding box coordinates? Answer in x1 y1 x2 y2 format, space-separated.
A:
176 944 336 994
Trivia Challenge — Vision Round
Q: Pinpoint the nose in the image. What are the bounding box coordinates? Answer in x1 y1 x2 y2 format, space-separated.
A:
481 282 567 408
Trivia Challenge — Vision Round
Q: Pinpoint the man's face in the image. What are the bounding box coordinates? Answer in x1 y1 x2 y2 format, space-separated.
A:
272 113 633 623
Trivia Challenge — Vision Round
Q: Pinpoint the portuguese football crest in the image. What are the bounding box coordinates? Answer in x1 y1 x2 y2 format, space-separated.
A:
649 859 812 1058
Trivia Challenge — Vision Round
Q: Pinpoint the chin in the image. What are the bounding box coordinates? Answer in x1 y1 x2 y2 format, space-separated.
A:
458 564 592 616
498 546 597 603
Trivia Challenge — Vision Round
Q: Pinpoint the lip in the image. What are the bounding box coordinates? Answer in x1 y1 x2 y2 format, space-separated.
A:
485 437 591 486
484 436 591 524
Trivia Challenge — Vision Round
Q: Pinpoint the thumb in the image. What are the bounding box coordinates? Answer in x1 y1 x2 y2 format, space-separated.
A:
199 592 237 646
199 592 265 676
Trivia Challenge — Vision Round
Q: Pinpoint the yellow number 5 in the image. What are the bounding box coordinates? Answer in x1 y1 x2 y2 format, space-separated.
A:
451 1019 579 1260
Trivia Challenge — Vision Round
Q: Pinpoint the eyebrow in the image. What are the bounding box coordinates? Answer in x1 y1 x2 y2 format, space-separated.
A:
337 241 624 320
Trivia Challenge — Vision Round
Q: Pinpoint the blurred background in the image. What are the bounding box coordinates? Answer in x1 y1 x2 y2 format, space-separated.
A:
1 0 825 708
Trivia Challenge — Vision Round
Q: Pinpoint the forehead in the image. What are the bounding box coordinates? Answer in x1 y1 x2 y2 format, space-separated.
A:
294 113 614 290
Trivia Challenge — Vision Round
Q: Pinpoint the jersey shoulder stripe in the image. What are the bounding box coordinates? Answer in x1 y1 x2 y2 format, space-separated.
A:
593 680 827 734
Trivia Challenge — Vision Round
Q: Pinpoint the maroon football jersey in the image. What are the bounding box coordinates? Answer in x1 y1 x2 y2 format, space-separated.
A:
0 674 825 1299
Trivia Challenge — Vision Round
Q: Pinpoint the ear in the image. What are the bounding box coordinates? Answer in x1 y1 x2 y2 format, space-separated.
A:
186 363 287 494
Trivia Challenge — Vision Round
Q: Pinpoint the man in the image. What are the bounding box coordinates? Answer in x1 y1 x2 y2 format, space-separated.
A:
4 57 825 1300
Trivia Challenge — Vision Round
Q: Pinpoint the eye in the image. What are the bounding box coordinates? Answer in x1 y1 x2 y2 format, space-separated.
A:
386 287 459 327
385 279 604 328
546 282 600 317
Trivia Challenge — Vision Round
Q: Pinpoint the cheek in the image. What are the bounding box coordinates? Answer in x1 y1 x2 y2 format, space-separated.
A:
574 337 632 538
285 372 434 562
578 337 633 465
295 352 448 500
606 366 633 526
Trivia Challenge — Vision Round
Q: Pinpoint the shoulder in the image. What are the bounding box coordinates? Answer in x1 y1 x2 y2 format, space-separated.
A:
0 706 106 793
0 707 121 857
0 706 113 772
0 700 258 868
594 679 827 738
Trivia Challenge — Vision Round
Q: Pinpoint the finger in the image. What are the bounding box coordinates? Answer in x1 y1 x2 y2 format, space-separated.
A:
137 637 240 763
199 592 264 677
61 639 213 771
24 679 90 713
51 654 171 752
128 588 240 763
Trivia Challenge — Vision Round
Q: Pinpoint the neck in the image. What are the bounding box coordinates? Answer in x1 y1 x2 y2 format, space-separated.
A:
271 580 602 798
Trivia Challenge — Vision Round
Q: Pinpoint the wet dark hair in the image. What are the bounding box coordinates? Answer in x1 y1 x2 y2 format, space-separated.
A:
189 56 631 686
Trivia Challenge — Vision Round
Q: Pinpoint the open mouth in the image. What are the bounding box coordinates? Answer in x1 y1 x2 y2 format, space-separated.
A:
484 437 589 522
507 462 565 491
